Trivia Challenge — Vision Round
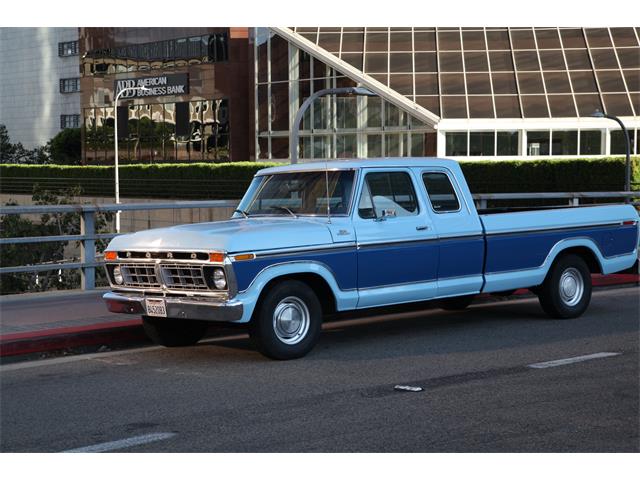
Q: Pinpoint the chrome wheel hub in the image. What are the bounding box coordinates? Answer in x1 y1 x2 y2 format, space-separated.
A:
559 267 584 307
273 296 310 345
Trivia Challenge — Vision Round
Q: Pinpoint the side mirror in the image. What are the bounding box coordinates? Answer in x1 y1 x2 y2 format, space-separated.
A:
374 209 396 222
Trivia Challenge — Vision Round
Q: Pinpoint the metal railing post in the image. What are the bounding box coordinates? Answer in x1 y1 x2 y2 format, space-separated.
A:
80 209 96 290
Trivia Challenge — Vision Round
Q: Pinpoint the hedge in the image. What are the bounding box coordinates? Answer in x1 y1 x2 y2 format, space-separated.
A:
1 157 638 200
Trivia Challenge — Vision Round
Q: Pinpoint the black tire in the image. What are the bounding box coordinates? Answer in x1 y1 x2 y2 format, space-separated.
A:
439 294 476 311
142 316 209 347
537 254 592 319
249 279 322 360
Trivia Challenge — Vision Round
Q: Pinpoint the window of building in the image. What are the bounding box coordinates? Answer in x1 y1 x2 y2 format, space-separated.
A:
497 131 519 155
527 131 550 155
551 130 578 155
60 114 80 129
579 130 602 155
469 132 495 156
83 33 228 76
445 132 468 156
59 78 80 93
422 172 460 212
359 171 418 219
58 41 79 57
611 129 636 155
84 98 230 163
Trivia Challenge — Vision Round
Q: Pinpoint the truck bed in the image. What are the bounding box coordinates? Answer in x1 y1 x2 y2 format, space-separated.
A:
478 204 639 293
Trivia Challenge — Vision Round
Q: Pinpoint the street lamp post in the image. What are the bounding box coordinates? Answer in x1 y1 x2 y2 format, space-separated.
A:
290 86 377 163
113 85 149 232
590 109 632 194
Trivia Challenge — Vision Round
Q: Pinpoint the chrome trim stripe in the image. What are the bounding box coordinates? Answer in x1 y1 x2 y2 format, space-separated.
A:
249 242 357 258
356 273 482 291
485 221 630 237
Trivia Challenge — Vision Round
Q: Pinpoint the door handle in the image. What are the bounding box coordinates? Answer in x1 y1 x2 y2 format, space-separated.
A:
416 225 430 231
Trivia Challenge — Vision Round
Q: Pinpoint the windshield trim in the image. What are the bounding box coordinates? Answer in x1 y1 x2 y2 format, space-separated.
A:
245 169 359 218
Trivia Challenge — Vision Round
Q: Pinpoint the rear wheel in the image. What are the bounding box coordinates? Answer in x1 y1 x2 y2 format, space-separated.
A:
439 294 476 311
249 280 322 360
142 316 209 347
537 254 592 319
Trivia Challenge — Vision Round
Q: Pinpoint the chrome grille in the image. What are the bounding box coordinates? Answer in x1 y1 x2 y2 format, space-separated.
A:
120 264 161 288
160 264 208 290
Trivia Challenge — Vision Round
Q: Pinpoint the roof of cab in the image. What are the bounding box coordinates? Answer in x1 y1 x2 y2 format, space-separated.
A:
255 157 459 176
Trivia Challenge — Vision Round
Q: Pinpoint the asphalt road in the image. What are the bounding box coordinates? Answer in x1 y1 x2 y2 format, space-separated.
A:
1 287 638 452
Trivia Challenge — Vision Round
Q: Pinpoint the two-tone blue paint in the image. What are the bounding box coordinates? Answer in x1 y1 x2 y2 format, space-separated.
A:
105 158 640 325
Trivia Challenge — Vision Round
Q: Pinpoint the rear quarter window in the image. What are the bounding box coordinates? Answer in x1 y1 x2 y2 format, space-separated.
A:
422 172 460 213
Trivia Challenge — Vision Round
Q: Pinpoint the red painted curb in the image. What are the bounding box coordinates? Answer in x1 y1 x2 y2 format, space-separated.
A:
0 322 146 358
0 319 142 342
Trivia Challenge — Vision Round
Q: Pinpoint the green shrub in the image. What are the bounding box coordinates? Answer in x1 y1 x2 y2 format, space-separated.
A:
459 157 639 193
0 157 637 200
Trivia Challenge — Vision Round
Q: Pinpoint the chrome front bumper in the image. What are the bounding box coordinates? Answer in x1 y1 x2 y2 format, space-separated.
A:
103 291 244 322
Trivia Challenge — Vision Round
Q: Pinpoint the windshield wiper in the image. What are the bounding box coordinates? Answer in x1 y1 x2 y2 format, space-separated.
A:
234 209 250 219
269 206 297 218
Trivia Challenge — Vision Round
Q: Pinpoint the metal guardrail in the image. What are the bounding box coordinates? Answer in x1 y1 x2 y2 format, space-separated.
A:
0 200 237 289
1 194 638 291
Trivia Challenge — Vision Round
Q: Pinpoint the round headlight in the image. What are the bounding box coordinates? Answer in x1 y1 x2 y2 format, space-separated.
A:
213 268 227 290
113 266 124 285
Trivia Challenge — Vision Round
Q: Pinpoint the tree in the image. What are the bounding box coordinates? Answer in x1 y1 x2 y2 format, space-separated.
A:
0 123 50 164
0 124 17 161
0 185 113 294
47 128 81 164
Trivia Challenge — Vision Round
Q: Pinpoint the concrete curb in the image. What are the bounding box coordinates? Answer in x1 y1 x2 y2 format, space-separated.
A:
1 274 637 359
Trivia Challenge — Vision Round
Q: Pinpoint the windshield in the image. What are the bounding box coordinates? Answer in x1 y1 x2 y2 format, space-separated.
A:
238 170 355 216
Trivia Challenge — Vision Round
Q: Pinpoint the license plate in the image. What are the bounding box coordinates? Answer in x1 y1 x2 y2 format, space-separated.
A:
145 298 167 317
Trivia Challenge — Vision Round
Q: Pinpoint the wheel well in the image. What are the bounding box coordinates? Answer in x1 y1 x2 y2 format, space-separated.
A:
554 246 602 274
258 273 337 316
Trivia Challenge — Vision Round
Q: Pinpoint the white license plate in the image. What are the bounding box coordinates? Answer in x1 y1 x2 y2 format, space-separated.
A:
145 298 167 317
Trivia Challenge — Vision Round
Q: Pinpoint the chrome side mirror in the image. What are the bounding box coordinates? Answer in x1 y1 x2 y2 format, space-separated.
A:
374 209 396 222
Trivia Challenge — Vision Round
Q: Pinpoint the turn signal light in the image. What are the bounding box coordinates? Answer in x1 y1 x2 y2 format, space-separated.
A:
105 251 117 261
233 253 255 261
209 252 225 263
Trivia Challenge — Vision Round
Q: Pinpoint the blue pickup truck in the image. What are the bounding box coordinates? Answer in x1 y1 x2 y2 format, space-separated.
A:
103 158 639 359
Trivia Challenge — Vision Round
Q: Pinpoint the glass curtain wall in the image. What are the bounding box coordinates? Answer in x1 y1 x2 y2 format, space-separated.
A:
255 28 432 161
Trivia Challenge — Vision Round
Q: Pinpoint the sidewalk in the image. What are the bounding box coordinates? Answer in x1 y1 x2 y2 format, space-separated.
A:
1 274 638 359
0 289 146 357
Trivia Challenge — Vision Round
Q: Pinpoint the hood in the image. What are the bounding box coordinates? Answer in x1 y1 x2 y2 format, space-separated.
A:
106 217 334 254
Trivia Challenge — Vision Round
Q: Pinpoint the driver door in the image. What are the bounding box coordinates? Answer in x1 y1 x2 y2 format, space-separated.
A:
353 169 439 308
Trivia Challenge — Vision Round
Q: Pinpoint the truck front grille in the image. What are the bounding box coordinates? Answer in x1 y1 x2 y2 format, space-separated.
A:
160 264 209 290
120 264 161 288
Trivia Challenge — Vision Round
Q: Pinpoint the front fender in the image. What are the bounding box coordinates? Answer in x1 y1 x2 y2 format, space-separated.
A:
233 261 358 323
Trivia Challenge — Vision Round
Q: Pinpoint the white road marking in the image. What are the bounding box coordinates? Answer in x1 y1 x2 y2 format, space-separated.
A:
528 352 622 369
394 385 424 392
62 432 175 453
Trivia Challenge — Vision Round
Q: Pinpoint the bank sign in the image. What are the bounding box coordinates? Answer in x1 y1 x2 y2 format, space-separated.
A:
114 73 189 98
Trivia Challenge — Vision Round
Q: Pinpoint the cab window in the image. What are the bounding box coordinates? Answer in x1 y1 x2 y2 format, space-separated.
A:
422 172 460 212
358 171 418 219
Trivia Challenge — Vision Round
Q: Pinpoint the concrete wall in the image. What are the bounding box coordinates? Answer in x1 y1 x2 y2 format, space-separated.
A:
0 27 80 149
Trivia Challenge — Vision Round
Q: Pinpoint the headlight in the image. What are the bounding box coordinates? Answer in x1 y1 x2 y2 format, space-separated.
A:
113 265 124 285
213 268 227 289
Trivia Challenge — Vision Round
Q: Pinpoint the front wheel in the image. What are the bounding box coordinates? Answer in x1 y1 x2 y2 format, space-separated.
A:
249 280 322 360
537 254 592 319
142 316 209 347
